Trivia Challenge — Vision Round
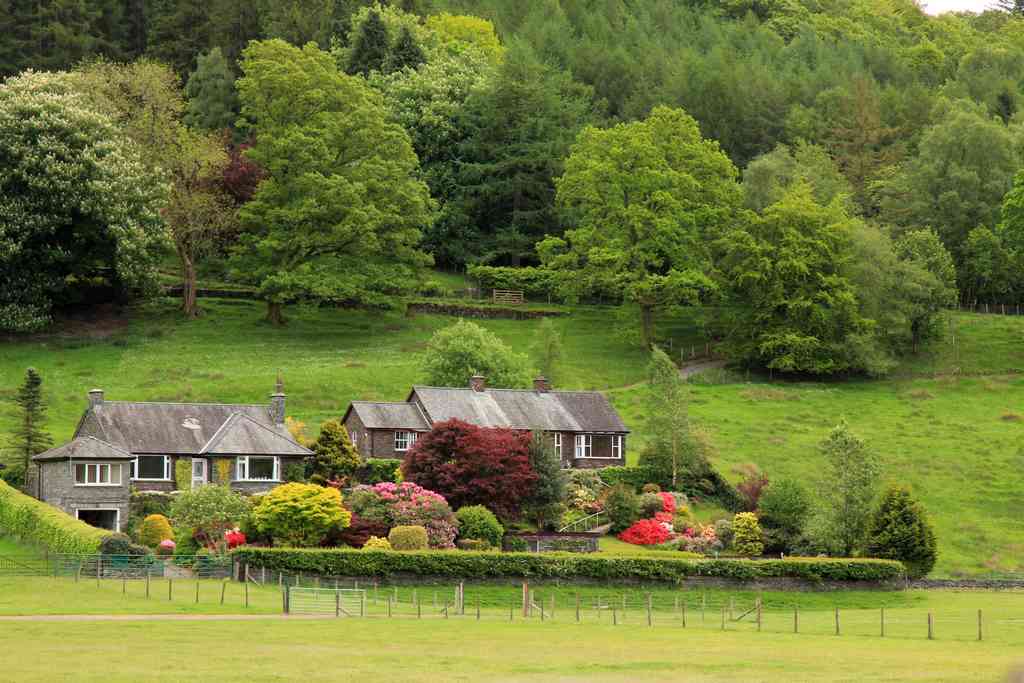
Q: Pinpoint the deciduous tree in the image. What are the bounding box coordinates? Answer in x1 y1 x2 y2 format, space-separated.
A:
421 320 532 389
814 420 880 556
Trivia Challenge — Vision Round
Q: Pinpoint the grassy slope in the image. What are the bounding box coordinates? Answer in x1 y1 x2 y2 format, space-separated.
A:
2 299 1023 576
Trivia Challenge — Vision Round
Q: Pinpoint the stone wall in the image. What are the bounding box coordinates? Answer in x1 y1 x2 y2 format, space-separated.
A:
37 459 130 532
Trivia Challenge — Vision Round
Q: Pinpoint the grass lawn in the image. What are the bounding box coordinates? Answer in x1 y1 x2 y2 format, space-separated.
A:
3 300 1024 576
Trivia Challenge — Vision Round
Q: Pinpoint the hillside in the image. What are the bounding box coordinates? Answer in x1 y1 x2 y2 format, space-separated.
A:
2 298 1023 577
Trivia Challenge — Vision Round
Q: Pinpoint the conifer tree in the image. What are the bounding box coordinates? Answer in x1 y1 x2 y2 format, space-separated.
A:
866 486 937 578
10 368 54 479
388 26 425 72
184 47 239 132
311 419 361 483
346 9 389 76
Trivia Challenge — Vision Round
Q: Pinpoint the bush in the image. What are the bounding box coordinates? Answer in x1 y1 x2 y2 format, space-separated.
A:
356 458 402 485
335 514 391 549
604 484 640 533
363 536 392 551
503 535 528 552
732 512 764 557
618 518 673 546
641 483 661 494
639 492 663 518
126 490 174 540
311 419 361 483
137 514 174 547
233 547 906 583
455 505 503 548
714 518 734 550
168 485 250 550
284 463 306 483
866 487 937 579
252 483 350 547
456 538 490 551
759 478 811 553
599 466 659 490
173 526 200 557
734 463 769 512
157 539 176 557
0 480 109 554
466 265 559 299
99 533 149 556
347 482 458 549
389 525 428 551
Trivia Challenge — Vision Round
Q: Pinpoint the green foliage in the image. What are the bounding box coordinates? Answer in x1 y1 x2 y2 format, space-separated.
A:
743 141 852 213
346 9 390 76
99 533 149 557
732 512 764 558
455 505 503 548
283 463 306 483
466 266 557 299
233 39 433 325
866 486 938 579
388 524 429 550
252 483 349 547
363 536 392 551
960 226 1014 303
356 459 402 485
168 484 250 550
255 0 336 48
639 493 663 518
7 368 53 477
233 547 906 582
522 433 567 530
530 319 562 386
184 47 238 132
813 420 881 557
421 319 532 388
175 460 192 491
604 484 640 534
389 27 426 72
641 348 693 488
137 514 174 548
312 420 361 483
758 478 812 554
0 481 108 554
0 71 167 332
126 491 173 540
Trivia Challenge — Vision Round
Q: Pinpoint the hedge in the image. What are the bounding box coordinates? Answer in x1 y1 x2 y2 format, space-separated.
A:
356 458 402 485
599 466 743 512
0 481 110 554
466 265 558 299
233 547 905 583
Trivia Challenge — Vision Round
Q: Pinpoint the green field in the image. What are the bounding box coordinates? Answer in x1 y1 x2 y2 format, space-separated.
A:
3 298 1024 576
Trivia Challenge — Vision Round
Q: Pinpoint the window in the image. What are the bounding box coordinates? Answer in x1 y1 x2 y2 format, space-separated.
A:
394 431 415 452
236 456 279 482
74 462 122 486
574 434 593 459
130 455 170 480
612 435 623 459
554 433 562 458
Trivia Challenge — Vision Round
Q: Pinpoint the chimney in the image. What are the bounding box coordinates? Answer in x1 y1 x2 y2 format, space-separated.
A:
470 375 486 393
88 389 104 409
533 376 551 393
270 376 286 424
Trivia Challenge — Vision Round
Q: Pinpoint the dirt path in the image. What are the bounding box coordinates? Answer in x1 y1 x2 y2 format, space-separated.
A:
0 614 326 622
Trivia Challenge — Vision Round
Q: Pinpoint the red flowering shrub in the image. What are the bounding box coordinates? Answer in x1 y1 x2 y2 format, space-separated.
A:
333 514 390 548
402 419 537 519
658 492 676 515
618 518 673 546
224 529 246 549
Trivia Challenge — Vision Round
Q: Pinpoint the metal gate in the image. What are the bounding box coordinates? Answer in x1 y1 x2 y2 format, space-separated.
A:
286 587 366 616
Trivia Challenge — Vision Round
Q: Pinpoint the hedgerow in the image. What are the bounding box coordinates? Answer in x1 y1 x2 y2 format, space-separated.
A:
232 547 905 583
0 481 109 554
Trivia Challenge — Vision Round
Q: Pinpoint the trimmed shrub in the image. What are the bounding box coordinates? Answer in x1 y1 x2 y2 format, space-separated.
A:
466 265 558 299
157 539 176 557
714 518 734 550
456 539 490 551
641 483 661 494
732 512 764 557
347 482 458 549
356 459 402 485
363 536 392 551
252 483 350 547
455 505 503 548
619 518 672 546
233 547 906 583
389 525 428 551
173 526 200 557
126 490 174 540
866 486 937 579
604 484 640 533
99 533 148 556
335 514 390 549
639 492 663 518
599 466 659 490
0 480 108 554
137 514 174 547
503 535 528 552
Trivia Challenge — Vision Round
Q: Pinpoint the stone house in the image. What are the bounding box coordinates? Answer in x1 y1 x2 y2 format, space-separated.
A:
342 376 629 469
30 383 311 531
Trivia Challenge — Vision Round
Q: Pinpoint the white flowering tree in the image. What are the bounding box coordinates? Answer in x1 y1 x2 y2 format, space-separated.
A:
0 71 167 332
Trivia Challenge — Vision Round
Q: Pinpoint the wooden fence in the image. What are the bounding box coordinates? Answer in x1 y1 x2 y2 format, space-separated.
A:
492 289 525 305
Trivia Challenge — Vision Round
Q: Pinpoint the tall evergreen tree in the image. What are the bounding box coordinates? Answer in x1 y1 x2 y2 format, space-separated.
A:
388 26 425 72
184 48 239 132
346 9 390 76
522 433 567 530
208 0 263 69
146 0 211 76
10 369 54 479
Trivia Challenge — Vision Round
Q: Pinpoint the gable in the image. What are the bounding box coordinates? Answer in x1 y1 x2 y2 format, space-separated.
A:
201 413 312 456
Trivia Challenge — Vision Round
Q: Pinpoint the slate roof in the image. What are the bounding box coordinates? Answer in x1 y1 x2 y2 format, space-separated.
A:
74 401 312 456
408 386 629 433
344 402 430 431
32 436 134 462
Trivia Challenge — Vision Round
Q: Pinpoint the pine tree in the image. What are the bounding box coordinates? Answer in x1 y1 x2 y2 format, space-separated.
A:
866 487 937 579
311 419 361 483
345 9 389 76
10 369 54 479
388 26 425 72
146 0 212 76
185 47 239 132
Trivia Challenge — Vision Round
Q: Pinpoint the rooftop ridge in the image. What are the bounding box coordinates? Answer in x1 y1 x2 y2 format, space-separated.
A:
97 400 270 408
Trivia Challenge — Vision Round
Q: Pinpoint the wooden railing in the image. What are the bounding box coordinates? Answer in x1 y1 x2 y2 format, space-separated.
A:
492 289 524 305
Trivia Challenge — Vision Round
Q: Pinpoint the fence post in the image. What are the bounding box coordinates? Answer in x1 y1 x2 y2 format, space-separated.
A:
417 600 422 619
576 593 581 623
168 578 173 601
729 596 734 621
145 570 150 598
702 593 706 622
509 599 513 622
881 607 885 637
96 556 101 587
928 612 933 640
387 596 392 618
195 580 200 604
335 590 340 618
612 607 617 626
721 606 726 630
285 585 290 614
681 600 686 628
522 582 529 618
222 580 227 606
794 606 798 634
476 596 480 621
647 594 652 627
978 610 983 641
834 608 840 636
756 598 762 632
444 602 449 619
122 576 126 595
244 579 249 608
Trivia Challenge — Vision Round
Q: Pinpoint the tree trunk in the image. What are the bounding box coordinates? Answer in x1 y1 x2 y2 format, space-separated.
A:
266 301 284 326
181 253 199 318
641 304 654 349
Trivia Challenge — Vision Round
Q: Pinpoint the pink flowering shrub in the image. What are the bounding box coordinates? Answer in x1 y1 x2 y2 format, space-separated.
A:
658 492 676 515
157 539 176 557
347 482 458 549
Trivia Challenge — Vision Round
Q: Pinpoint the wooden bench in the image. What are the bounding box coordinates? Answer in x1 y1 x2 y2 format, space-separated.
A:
492 289 525 305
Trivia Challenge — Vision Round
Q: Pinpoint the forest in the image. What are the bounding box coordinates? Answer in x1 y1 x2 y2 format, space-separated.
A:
5 0 1024 375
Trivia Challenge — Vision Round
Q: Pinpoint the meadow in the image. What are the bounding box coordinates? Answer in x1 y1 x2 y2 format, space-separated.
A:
2 298 1024 576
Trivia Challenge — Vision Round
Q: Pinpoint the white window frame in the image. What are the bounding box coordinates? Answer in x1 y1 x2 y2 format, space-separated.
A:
394 431 415 452
574 434 593 459
554 433 562 458
73 462 123 486
75 508 121 532
235 456 280 482
130 455 171 481
612 435 623 459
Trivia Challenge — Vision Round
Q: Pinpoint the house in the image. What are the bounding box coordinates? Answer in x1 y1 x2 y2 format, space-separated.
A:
342 376 629 469
29 382 312 532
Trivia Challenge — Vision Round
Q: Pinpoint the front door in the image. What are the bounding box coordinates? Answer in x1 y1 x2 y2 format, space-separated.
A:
191 458 208 489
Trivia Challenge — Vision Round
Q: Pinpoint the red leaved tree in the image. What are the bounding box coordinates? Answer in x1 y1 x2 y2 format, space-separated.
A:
401 419 537 520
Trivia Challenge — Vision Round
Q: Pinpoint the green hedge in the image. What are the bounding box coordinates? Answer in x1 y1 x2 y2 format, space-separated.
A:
599 466 743 512
233 547 904 583
0 481 110 554
466 265 558 298
356 458 402 485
